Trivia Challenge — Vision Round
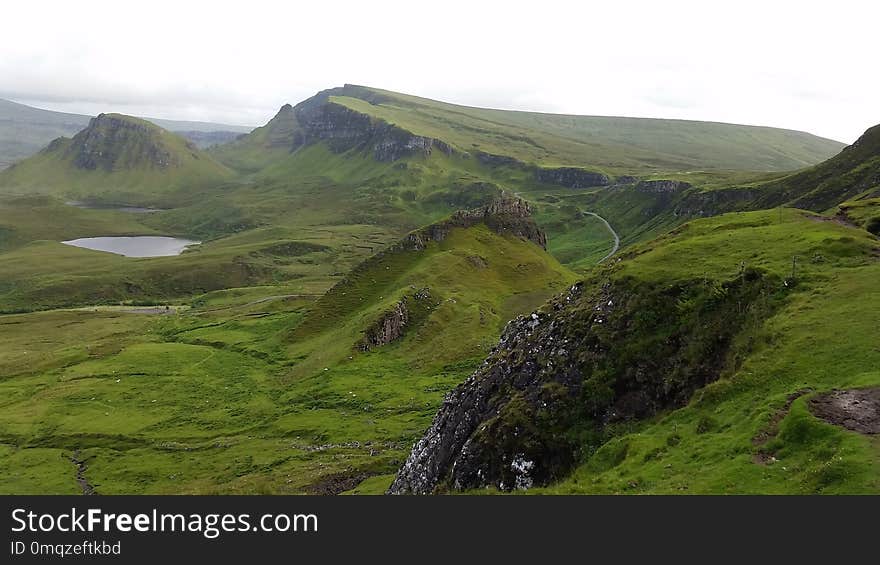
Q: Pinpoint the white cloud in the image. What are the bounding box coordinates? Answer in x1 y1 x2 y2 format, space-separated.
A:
1 0 877 141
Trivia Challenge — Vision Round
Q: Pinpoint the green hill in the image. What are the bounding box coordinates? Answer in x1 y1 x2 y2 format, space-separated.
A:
753 123 880 211
212 84 845 176
392 208 880 494
0 199 575 494
0 98 252 169
0 83 876 496
317 85 844 173
0 113 234 205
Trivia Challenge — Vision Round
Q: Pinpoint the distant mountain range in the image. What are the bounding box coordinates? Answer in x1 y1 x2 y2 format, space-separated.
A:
0 98 253 169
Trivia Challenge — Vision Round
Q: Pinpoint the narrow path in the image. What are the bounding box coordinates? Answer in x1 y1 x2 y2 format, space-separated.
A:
510 191 620 264
583 212 620 263
69 449 98 495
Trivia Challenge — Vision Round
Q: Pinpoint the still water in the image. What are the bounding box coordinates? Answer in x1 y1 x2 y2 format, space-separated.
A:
61 236 199 257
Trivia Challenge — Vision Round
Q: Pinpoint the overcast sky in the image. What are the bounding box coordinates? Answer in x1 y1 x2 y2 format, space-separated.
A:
1 0 877 142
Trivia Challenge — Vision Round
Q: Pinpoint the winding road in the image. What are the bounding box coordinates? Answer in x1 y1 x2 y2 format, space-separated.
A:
583 211 620 263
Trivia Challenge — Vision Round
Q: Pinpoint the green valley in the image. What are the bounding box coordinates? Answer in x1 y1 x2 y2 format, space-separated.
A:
1 83 878 496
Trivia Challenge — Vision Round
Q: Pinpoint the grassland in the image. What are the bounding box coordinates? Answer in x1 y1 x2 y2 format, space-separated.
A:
0 114 235 205
0 223 574 494
329 87 844 172
529 209 880 493
0 85 873 495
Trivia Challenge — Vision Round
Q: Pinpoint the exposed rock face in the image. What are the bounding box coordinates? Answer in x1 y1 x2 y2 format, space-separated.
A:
473 151 525 169
359 288 434 351
360 300 409 351
535 167 610 188
291 90 453 162
402 194 547 250
65 114 185 171
389 269 781 494
635 179 692 194
673 186 758 217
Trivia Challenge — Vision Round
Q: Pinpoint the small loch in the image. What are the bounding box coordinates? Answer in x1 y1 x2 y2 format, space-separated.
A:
61 236 200 257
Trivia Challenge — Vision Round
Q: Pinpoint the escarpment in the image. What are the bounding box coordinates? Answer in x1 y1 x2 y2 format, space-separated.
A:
65 114 185 171
535 166 610 188
389 268 783 494
295 100 452 161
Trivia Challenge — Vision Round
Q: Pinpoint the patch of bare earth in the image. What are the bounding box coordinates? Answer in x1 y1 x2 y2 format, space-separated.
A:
809 387 880 434
304 470 373 495
752 389 812 465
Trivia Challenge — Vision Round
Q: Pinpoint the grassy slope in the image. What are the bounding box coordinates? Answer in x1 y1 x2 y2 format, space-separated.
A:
329 87 844 172
0 114 235 205
0 86 872 495
0 223 574 494
528 209 880 494
0 98 252 170
755 124 880 212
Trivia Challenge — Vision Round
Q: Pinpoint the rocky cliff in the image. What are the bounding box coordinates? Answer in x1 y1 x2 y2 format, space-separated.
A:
634 179 692 194
359 288 435 351
401 194 547 251
294 99 453 162
63 114 189 171
389 268 781 494
535 167 610 188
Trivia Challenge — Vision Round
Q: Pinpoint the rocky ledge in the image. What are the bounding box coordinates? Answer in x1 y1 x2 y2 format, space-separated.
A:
534 167 610 189
402 194 547 251
389 268 782 494
359 288 435 351
635 179 693 194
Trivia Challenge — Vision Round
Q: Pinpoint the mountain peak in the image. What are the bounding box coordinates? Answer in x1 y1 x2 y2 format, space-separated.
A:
67 112 185 171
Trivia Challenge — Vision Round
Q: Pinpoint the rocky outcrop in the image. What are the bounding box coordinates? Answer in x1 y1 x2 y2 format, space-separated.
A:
389 269 781 494
635 179 692 194
291 90 453 162
359 288 434 351
473 152 525 169
65 114 184 171
673 186 758 217
360 301 408 351
402 194 547 251
535 167 610 188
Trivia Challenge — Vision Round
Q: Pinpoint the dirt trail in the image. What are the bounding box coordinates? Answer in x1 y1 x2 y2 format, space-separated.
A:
69 450 98 495
752 388 812 464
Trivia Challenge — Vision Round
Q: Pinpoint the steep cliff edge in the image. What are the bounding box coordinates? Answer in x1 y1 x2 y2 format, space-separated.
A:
63 114 185 171
389 268 782 493
213 85 455 169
